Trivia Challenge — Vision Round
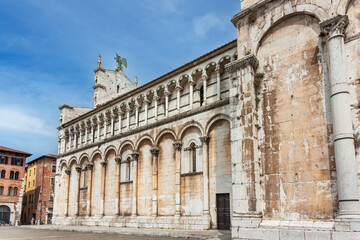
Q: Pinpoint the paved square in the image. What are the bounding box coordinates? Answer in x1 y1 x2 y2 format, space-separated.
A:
0 227 192 240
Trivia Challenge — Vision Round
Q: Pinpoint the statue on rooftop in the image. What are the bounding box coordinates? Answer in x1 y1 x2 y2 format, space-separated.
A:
114 53 127 72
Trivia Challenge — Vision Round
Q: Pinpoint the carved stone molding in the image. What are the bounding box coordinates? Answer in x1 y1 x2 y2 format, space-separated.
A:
199 136 210 145
225 54 258 73
321 15 349 39
100 161 107 167
173 142 182 152
131 151 140 161
86 163 93 170
75 165 82 173
65 168 71 175
115 156 122 164
150 147 160 157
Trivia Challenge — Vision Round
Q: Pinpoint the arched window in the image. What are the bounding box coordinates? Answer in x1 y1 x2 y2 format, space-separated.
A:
190 142 197 172
200 85 204 106
15 171 19 180
1 170 5 178
8 187 13 196
0 186 3 195
13 187 18 196
117 85 120 93
10 171 14 179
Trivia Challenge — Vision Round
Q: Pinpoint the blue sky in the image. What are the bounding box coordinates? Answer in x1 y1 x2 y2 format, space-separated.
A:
0 0 239 161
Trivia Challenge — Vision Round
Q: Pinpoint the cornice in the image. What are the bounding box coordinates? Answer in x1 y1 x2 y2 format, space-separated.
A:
225 54 258 73
231 0 274 26
57 99 230 158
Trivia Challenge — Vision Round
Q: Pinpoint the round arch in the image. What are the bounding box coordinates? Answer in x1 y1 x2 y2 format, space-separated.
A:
90 150 103 163
59 160 68 171
79 153 90 165
252 7 328 55
104 145 117 159
178 121 204 140
118 140 135 155
205 114 231 135
68 157 78 167
155 128 177 146
135 134 154 150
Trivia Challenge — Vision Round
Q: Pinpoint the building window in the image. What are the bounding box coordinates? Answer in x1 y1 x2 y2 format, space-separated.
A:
8 187 13 196
33 180 35 187
49 194 54 202
11 157 23 166
13 187 17 196
0 186 3 195
28 181 30 188
189 142 197 172
10 171 14 179
0 156 8 164
15 171 19 180
29 170 31 176
200 85 204 106
52 165 56 173
1 170 5 178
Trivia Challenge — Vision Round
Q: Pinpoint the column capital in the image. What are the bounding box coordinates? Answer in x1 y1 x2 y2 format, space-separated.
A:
173 141 182 152
100 161 107 167
164 90 171 96
202 73 209 81
199 135 210 145
215 66 223 75
131 151 140 161
320 15 348 39
153 94 160 101
175 85 183 92
65 168 71 175
225 53 258 73
75 165 82 173
86 163 93 170
115 156 122 164
150 147 160 156
144 98 151 105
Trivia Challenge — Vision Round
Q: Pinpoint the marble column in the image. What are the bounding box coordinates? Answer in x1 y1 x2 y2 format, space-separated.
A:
176 85 183 113
321 15 360 217
150 147 159 216
126 106 130 131
173 142 182 217
215 66 222 101
75 165 82 216
97 123 100 141
135 102 139 127
189 77 195 109
154 94 159 121
111 114 114 136
131 152 139 216
118 111 123 134
200 136 210 215
144 99 150 125
91 124 95 143
64 168 71 217
104 120 108 139
100 161 107 217
86 163 93 217
202 73 208 105
74 131 77 149
164 89 170 117
115 156 122 216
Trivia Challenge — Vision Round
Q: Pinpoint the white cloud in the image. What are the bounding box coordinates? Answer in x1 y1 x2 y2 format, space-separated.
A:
0 107 55 137
193 13 224 38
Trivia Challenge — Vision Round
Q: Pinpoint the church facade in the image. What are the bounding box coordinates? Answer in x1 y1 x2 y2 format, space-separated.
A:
54 0 360 239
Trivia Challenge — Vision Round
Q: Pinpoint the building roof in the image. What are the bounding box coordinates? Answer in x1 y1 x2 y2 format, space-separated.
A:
0 146 32 156
26 154 57 165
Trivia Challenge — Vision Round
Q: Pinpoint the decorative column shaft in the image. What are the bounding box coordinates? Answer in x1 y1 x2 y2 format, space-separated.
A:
176 85 183 113
64 168 71 217
189 77 195 108
321 15 360 217
100 161 107 217
154 95 159 121
91 124 95 143
111 115 114 136
150 147 159 216
165 90 170 117
97 123 100 141
79 130 83 147
135 103 139 127
144 99 150 125
132 152 139 216
200 136 210 215
115 156 121 216
173 142 182 217
202 73 208 105
118 111 123 134
86 163 93 217
126 107 130 131
75 165 82 216
215 66 222 100
104 121 108 139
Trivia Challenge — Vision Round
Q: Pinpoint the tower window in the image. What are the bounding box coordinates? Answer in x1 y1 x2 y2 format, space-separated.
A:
200 85 204 106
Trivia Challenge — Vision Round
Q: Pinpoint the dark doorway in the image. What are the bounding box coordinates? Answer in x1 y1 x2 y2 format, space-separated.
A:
0 205 10 224
216 193 230 230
